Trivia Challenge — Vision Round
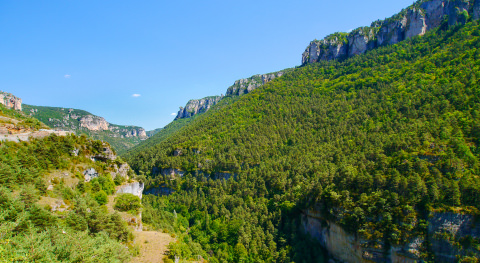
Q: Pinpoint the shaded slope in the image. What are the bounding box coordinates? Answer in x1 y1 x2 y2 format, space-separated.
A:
126 21 480 262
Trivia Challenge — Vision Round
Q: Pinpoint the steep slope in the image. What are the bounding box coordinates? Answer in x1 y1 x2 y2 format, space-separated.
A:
302 0 479 65
23 105 155 154
0 120 136 261
126 19 480 262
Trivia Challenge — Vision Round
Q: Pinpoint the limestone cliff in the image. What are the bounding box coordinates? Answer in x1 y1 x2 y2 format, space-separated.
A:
302 0 477 65
175 96 223 120
226 71 285 96
175 71 287 120
23 104 152 153
302 206 480 262
80 115 110 131
0 91 22 111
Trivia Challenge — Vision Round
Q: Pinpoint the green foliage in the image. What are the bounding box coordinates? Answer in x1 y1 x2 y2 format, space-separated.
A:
0 187 131 262
94 190 108 205
114 193 142 214
129 21 480 261
0 132 134 261
0 104 47 130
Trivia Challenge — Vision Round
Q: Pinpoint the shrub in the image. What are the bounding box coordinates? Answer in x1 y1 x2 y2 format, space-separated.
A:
94 190 108 205
114 193 141 213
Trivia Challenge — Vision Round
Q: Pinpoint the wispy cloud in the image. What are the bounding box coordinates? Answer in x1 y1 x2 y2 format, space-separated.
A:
64 74 71 78
132 94 141 97
171 113 176 116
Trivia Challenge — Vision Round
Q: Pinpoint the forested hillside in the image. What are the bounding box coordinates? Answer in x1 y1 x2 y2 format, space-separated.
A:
125 20 480 262
0 129 138 261
23 105 152 154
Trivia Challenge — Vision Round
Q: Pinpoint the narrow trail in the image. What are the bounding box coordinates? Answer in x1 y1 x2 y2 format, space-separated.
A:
107 190 174 263
130 231 174 263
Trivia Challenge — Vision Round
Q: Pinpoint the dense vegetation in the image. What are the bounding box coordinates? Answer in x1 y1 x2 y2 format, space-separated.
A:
23 104 150 154
126 21 480 262
0 104 47 131
0 134 134 262
124 115 198 157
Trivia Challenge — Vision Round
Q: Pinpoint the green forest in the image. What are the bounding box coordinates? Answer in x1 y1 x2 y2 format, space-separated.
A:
124 21 480 262
0 134 136 262
22 105 150 154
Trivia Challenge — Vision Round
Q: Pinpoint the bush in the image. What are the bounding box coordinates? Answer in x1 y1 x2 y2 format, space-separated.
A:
114 175 126 186
114 193 141 213
94 190 108 205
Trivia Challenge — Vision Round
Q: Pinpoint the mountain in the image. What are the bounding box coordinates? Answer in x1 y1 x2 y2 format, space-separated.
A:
0 102 148 261
175 95 224 120
23 104 156 154
174 70 292 121
302 0 480 65
125 1 480 262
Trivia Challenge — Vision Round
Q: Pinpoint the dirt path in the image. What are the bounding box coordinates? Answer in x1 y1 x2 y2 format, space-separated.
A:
130 231 174 263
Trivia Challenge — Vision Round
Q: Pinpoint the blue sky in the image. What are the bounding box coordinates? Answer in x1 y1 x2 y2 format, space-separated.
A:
1 0 414 130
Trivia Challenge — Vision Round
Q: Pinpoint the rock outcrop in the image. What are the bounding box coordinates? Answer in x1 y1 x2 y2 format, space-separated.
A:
116 181 144 199
25 105 150 142
175 96 223 120
302 0 478 65
80 115 109 131
302 206 480 262
0 91 22 111
111 163 130 179
83 168 99 182
474 0 480 20
226 72 284 96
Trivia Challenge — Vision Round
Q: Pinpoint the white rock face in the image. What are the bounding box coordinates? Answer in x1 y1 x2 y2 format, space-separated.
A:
175 96 224 119
0 91 22 111
302 0 479 66
116 181 144 199
348 30 371 56
80 115 109 131
405 8 427 39
226 71 284 96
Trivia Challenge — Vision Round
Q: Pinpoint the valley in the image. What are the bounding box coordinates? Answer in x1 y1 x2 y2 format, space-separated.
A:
2 0 480 262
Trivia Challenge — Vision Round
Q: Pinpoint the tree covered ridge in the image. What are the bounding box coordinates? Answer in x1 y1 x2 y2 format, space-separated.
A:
125 21 480 262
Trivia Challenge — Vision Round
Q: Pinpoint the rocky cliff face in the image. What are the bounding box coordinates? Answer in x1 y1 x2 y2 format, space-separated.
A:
175 96 223 120
302 207 480 262
302 0 477 65
175 71 286 120
0 91 22 111
116 181 144 199
24 105 148 139
23 105 150 153
80 115 109 131
226 72 285 96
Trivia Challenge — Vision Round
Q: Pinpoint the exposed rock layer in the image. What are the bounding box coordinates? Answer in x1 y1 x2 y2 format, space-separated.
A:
175 96 223 120
302 0 477 65
0 91 22 111
302 207 480 262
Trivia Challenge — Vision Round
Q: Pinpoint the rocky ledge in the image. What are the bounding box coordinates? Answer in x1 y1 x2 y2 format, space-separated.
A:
0 91 22 111
175 96 224 120
302 0 480 65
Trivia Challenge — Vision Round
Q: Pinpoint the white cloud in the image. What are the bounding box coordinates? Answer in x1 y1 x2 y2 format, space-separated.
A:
171 113 177 116
347 29 353 33
132 94 141 97
64 74 71 78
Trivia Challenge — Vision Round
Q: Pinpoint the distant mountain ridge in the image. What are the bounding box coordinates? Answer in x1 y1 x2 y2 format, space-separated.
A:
175 70 291 120
23 104 156 154
302 0 480 65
